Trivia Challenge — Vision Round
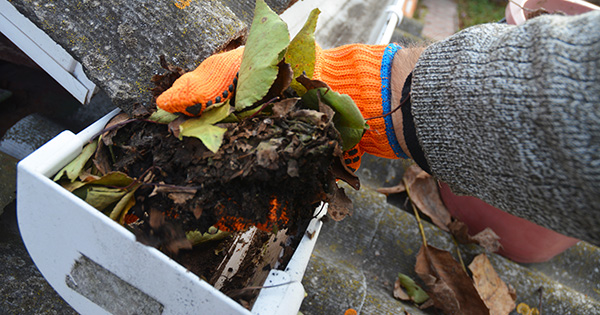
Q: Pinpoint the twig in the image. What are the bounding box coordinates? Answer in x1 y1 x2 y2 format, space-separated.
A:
452 236 467 273
364 92 410 121
404 178 427 247
247 96 280 119
88 118 138 143
538 286 544 315
143 181 203 190
508 0 545 13
226 280 298 298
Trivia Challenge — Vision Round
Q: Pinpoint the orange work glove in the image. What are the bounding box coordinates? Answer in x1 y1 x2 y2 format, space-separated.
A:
157 43 408 170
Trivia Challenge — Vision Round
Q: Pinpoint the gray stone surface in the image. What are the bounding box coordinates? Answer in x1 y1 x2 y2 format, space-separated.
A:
0 201 77 314
300 154 600 314
0 152 17 215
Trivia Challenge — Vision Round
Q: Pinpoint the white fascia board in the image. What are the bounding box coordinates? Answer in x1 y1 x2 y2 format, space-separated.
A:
0 0 97 104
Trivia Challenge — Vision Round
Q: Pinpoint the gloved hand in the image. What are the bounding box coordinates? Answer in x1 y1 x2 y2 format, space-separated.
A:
157 43 408 170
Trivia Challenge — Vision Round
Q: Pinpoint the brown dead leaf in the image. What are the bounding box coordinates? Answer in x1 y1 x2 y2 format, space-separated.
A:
448 219 471 244
393 279 411 301
472 228 502 253
296 73 331 91
449 220 502 253
287 159 299 177
415 244 489 315
131 103 151 118
327 185 353 221
168 116 186 139
404 164 451 231
79 170 100 182
256 141 279 170
318 100 335 125
168 192 195 204
376 184 406 195
329 147 360 190
93 140 112 176
469 254 516 315
102 113 131 146
290 109 330 130
272 98 298 117
259 60 293 104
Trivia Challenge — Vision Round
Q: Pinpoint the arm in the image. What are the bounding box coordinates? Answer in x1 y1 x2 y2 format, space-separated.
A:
395 11 600 245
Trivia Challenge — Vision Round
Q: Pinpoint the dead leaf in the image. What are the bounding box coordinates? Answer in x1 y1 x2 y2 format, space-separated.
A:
296 73 330 90
168 115 186 139
260 60 293 103
272 98 298 117
287 159 299 177
110 185 140 223
404 164 451 231
53 141 98 182
93 140 112 176
291 109 331 131
329 149 360 190
448 219 471 244
472 228 502 253
256 141 279 170
318 100 335 125
415 244 489 315
449 220 502 253
469 254 516 315
168 192 195 204
376 184 406 195
132 103 150 118
102 113 131 146
327 185 353 221
394 279 411 301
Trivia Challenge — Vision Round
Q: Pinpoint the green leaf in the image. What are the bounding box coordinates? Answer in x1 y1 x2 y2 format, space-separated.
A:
87 171 134 188
179 103 230 153
235 0 290 111
59 171 134 192
84 186 127 211
109 184 140 223
302 88 368 150
286 8 320 96
149 108 180 124
186 227 231 246
53 141 98 182
397 273 430 304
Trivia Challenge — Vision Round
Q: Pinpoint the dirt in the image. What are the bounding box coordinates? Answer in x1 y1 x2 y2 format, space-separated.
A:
107 99 341 234
91 85 351 305
52 54 358 307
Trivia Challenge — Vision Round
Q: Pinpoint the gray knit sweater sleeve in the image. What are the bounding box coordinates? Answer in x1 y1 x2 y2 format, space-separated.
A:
410 11 600 245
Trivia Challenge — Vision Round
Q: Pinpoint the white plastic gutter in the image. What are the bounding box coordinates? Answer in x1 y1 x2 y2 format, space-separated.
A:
0 0 97 104
376 0 407 45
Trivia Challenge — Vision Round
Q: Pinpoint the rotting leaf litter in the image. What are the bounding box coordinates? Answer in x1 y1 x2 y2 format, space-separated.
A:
52 0 364 306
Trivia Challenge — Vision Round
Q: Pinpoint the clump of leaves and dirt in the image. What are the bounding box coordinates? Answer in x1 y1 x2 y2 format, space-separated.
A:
52 0 363 305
